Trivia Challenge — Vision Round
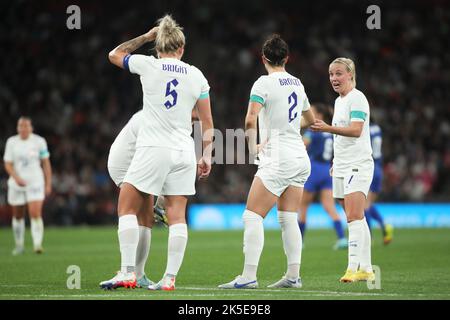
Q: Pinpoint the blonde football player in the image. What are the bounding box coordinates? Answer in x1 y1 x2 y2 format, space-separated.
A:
101 15 213 291
311 57 375 282
219 34 315 289
3 117 52 255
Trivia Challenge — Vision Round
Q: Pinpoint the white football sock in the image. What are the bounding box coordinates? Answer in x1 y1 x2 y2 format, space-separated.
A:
30 217 44 249
360 217 373 272
347 219 365 272
278 211 302 280
242 210 264 280
165 223 188 276
12 217 25 248
135 226 151 279
118 214 139 273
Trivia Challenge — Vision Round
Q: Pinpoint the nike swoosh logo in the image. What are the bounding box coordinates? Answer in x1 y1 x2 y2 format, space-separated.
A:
287 279 298 284
234 280 256 288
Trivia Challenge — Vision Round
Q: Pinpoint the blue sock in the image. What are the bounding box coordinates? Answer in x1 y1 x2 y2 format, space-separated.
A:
368 205 386 235
332 220 345 240
364 209 373 233
298 222 306 239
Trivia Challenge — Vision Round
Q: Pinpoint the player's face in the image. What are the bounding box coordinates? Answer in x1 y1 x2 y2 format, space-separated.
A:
329 63 352 94
17 119 32 139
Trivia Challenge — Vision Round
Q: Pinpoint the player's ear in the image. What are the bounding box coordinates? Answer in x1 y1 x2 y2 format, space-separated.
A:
284 56 289 64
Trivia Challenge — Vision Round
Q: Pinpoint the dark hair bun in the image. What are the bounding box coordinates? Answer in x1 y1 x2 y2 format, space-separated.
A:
262 34 289 66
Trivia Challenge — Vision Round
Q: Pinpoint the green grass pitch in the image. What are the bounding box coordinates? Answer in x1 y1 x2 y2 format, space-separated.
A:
0 226 449 300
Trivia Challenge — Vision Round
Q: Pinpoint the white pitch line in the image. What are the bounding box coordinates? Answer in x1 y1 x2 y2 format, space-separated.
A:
180 287 401 297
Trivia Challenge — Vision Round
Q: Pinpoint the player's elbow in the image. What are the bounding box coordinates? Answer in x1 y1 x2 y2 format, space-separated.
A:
108 50 117 64
352 128 363 137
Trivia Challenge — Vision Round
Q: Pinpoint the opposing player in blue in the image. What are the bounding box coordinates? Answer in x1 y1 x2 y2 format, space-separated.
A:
299 103 347 250
365 120 393 245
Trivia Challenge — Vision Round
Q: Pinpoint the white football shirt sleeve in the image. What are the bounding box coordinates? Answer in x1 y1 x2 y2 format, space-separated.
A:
349 92 369 122
197 69 210 100
3 139 12 162
302 88 311 112
126 54 154 76
39 138 50 159
249 77 268 105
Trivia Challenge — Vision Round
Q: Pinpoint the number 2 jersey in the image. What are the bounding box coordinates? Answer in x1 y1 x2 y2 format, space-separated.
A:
125 55 210 151
250 71 311 166
3 134 50 189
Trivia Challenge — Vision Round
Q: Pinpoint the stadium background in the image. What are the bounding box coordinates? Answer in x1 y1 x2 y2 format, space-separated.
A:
0 0 449 228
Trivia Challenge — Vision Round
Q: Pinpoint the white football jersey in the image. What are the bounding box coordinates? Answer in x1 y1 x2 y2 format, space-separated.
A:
250 71 310 165
332 88 373 176
127 55 209 151
108 110 142 170
3 134 50 188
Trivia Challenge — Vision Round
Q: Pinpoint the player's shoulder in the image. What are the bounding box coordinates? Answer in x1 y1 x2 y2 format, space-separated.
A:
187 63 207 80
253 75 270 86
350 88 369 101
31 133 47 143
6 135 20 144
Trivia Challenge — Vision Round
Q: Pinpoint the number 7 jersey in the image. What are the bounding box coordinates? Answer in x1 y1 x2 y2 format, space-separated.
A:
250 71 310 162
126 55 210 151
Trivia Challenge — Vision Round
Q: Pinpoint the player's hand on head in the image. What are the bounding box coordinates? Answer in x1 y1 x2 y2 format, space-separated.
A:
145 27 159 42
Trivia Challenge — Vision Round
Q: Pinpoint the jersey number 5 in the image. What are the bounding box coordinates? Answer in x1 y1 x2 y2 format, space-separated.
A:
288 92 298 123
164 79 179 109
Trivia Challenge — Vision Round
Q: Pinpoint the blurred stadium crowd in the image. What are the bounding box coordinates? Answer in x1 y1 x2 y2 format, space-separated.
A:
1 0 449 225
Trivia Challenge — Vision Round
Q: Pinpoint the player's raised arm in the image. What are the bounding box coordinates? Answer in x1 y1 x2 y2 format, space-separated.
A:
108 27 159 69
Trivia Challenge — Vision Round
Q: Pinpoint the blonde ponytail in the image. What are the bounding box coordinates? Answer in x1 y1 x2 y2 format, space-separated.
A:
155 15 185 54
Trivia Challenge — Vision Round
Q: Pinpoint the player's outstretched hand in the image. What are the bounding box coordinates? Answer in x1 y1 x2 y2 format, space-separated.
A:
311 119 329 132
144 27 159 42
197 157 211 180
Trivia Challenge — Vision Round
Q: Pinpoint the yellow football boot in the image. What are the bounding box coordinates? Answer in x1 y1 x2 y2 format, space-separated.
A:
339 269 357 283
355 269 376 282
383 224 394 245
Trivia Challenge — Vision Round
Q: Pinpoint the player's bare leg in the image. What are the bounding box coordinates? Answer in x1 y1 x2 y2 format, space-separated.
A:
219 177 277 289
100 183 145 289
11 205 26 255
340 192 374 282
148 195 188 291
268 185 304 288
135 195 155 288
28 200 44 254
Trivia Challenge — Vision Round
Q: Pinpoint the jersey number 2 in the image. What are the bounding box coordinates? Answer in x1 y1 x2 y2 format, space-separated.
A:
164 79 179 109
288 92 298 123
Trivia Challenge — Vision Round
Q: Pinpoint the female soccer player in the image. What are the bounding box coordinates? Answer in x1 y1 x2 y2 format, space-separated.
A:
100 15 213 291
299 103 347 250
219 34 315 289
311 57 375 282
107 110 167 289
3 117 52 255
